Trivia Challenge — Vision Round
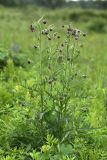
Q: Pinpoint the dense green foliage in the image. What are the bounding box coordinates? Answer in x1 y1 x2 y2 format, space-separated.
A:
0 0 107 9
0 0 65 8
0 6 107 160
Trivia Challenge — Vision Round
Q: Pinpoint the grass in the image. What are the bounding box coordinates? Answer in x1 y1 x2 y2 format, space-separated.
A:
0 5 107 160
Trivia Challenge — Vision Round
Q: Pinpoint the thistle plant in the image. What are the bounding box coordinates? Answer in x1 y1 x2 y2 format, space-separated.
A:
30 17 86 144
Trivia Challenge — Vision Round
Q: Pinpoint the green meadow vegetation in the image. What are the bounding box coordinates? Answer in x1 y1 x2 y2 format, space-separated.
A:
0 5 107 160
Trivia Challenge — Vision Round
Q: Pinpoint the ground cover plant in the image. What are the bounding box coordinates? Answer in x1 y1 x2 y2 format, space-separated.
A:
0 6 107 160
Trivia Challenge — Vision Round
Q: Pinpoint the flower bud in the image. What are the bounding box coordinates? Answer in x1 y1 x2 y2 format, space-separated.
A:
83 33 86 37
50 28 53 32
42 20 47 24
30 24 35 32
34 45 38 49
57 35 60 39
48 37 51 41
28 60 31 64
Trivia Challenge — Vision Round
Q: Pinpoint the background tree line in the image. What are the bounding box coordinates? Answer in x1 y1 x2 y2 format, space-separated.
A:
0 0 107 9
0 0 65 8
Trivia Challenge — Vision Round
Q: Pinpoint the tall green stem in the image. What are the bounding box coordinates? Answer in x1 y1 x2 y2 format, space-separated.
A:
39 24 44 113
